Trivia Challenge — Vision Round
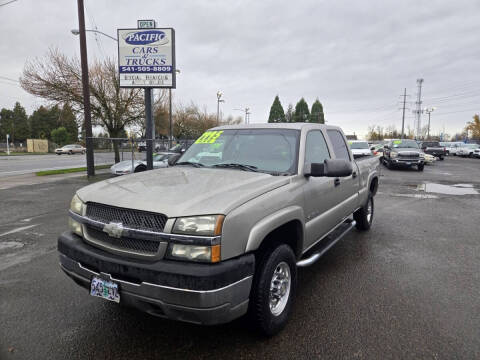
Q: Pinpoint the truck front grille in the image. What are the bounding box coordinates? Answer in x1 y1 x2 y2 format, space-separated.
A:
86 202 167 233
84 225 161 255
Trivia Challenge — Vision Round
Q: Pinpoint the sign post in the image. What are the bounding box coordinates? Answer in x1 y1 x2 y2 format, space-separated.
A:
118 23 176 169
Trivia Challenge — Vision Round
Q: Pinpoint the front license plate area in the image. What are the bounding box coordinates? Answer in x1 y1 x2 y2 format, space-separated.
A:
90 276 120 303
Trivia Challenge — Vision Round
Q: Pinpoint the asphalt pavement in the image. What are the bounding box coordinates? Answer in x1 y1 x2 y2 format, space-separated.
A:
1 156 479 359
0 151 136 177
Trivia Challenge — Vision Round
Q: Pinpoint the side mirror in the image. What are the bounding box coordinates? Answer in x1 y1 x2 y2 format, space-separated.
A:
168 153 182 166
384 145 389 149
305 159 353 177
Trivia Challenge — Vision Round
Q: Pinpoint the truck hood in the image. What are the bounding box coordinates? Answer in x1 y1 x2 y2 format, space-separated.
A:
77 167 291 217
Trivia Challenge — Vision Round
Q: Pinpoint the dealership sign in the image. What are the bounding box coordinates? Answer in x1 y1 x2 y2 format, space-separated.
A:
117 27 175 88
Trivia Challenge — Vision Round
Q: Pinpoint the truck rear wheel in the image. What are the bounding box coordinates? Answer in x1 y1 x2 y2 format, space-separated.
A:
250 244 297 336
354 194 374 231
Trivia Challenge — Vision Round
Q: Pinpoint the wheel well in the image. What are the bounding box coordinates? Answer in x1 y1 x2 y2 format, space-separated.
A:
370 177 378 196
256 220 303 260
134 164 147 173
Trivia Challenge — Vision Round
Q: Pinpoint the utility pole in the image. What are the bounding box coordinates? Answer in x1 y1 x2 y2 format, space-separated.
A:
413 79 424 140
216 91 224 126
424 107 435 139
400 88 408 139
169 88 173 148
76 0 95 177
145 88 154 170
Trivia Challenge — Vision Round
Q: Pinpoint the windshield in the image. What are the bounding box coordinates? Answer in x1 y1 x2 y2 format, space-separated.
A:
177 129 300 175
350 141 369 149
423 142 440 147
391 140 419 149
465 144 479 149
152 153 171 161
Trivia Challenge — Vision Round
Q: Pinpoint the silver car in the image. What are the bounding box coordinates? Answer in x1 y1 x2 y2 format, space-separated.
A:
110 152 179 175
55 144 86 155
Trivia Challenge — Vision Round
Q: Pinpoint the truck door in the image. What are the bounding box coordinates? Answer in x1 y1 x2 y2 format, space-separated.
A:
325 130 361 218
303 130 344 249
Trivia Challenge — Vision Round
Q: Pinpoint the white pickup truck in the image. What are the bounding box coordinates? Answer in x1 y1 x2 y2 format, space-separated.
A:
58 123 380 335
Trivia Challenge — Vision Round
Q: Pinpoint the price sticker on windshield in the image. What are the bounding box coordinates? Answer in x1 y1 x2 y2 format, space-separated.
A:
195 131 224 144
393 140 402 144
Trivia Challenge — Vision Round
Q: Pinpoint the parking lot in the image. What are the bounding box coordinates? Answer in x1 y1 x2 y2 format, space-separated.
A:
1 156 479 359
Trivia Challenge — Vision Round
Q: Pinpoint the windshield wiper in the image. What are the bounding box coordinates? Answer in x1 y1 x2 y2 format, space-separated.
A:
175 161 204 167
212 163 259 172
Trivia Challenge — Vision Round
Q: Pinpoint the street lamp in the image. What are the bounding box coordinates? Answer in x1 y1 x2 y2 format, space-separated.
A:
71 28 118 42
216 91 225 125
424 107 436 139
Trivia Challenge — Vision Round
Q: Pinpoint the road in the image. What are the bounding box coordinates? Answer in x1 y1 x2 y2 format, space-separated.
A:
1 157 479 359
0 151 137 177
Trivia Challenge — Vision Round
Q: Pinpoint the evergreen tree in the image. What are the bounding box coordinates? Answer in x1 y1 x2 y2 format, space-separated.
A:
294 98 310 122
58 104 78 142
268 95 286 123
12 102 30 141
0 108 14 140
310 99 325 124
29 106 54 139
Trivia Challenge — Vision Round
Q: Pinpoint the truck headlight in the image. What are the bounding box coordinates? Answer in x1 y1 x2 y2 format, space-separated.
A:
390 151 398 158
69 194 84 236
167 243 221 263
70 194 84 215
172 215 224 236
69 217 83 236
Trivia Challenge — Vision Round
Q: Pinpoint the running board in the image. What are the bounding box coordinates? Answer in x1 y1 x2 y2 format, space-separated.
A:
296 220 356 267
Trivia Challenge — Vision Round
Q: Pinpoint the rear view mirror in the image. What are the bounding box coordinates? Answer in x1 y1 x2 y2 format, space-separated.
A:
305 159 353 177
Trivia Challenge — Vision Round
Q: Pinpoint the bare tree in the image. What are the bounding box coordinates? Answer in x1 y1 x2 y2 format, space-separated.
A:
20 48 167 162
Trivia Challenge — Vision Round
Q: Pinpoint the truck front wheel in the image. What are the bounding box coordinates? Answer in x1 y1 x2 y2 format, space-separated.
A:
250 244 297 336
354 194 374 231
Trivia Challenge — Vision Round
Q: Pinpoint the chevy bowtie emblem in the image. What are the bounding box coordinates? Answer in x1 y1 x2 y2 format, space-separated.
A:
103 222 124 238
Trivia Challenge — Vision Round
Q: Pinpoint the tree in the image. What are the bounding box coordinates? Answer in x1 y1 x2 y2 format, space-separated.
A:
466 114 480 139
51 127 69 146
268 95 285 123
29 105 57 139
58 104 79 142
20 48 167 162
294 98 309 122
0 108 14 141
12 102 30 142
310 99 325 123
285 104 294 123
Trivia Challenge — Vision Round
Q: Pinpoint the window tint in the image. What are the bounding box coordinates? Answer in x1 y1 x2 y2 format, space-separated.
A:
305 130 330 164
326 130 350 160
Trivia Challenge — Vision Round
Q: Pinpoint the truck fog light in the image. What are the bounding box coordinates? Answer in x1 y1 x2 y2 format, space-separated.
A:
69 218 83 236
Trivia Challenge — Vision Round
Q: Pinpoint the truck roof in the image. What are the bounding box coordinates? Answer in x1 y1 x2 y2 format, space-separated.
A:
211 122 338 131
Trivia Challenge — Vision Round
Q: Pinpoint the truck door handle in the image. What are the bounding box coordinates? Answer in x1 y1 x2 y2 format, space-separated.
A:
334 178 340 186
352 171 357 178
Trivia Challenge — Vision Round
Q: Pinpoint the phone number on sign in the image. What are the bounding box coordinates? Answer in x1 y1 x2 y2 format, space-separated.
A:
119 66 172 73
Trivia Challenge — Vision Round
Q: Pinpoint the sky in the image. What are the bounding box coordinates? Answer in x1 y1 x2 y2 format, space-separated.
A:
1 0 479 139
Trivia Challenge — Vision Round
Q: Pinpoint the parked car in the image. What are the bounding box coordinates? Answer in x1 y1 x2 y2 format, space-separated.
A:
423 153 436 165
349 140 372 158
370 144 385 161
383 139 425 171
55 144 86 155
110 152 180 175
419 141 445 160
137 141 147 152
457 143 480 157
446 142 464 156
58 123 380 336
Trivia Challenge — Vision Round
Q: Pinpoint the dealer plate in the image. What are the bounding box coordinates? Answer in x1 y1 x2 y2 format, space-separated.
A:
90 276 120 303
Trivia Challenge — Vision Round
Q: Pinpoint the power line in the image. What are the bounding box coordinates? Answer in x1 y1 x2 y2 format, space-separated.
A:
0 75 18 83
0 0 18 6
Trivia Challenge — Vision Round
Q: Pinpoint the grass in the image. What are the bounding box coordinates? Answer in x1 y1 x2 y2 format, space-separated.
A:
36 164 112 176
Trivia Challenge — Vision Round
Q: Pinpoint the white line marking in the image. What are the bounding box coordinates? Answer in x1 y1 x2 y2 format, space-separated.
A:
0 224 38 237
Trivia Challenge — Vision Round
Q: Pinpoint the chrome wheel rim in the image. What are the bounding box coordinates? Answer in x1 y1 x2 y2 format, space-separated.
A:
366 198 373 223
269 262 291 316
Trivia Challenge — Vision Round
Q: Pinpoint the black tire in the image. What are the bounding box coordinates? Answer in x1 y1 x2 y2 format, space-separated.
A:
439 156 444 160
418 163 424 171
250 244 297 336
353 194 374 231
82 150 86 155
385 160 392 169
68 151 73 155
134 165 147 173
